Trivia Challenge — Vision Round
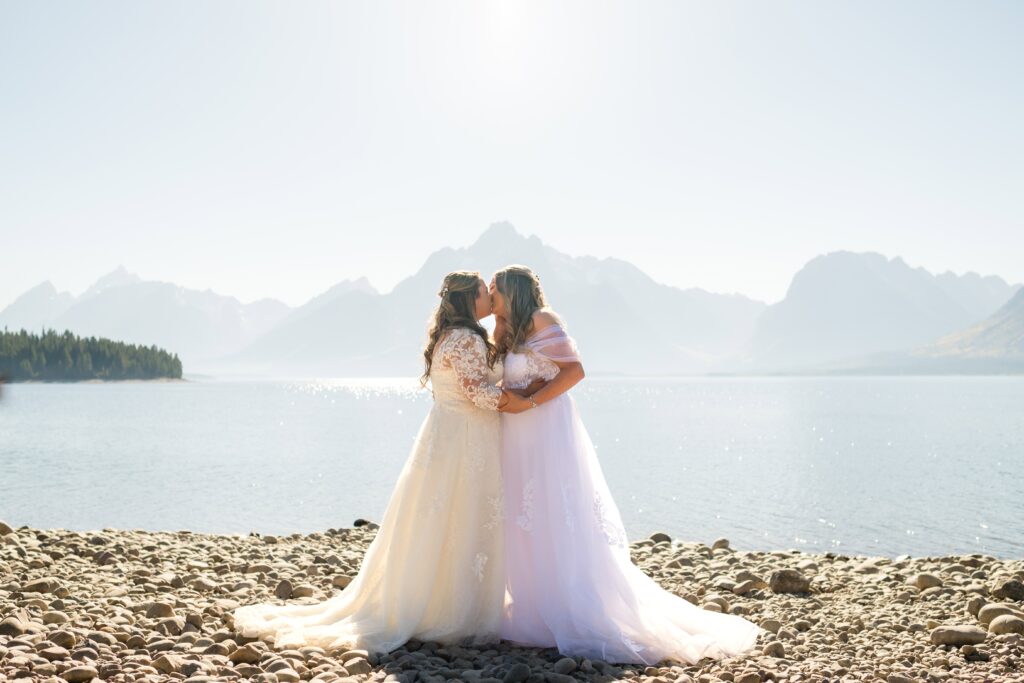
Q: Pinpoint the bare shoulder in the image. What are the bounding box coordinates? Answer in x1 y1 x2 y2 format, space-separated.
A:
531 308 564 331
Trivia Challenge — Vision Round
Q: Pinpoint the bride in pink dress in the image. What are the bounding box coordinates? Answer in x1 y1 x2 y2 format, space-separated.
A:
489 265 764 665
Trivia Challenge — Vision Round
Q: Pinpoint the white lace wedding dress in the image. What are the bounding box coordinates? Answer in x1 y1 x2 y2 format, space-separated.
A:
500 323 765 665
231 326 506 653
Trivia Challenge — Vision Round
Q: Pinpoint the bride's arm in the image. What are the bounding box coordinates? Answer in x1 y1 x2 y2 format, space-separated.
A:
505 360 584 412
505 378 548 397
444 329 524 412
502 310 584 413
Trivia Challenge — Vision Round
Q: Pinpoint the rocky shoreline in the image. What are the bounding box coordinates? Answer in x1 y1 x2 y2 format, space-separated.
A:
1 520 1022 683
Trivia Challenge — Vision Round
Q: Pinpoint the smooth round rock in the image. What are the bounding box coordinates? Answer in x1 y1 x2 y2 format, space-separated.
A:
152 654 185 674
22 576 64 594
275 668 301 682
504 663 531 683
930 625 987 646
62 665 99 682
339 649 370 663
0 617 25 636
48 630 77 649
988 614 1024 635
978 603 1024 625
228 644 262 664
145 601 176 618
275 579 294 599
991 579 1024 602
39 646 70 661
190 577 218 591
769 569 810 594
345 657 373 675
967 596 986 617
85 630 117 646
552 657 577 675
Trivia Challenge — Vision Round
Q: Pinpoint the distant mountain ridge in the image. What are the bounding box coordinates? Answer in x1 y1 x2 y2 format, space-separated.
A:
3 224 1022 375
1 267 291 366
776 287 1024 375
227 222 767 376
737 251 1021 373
913 287 1024 363
0 281 76 332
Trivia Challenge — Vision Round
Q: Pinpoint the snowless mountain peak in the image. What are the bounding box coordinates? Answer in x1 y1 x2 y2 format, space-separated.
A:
83 265 142 298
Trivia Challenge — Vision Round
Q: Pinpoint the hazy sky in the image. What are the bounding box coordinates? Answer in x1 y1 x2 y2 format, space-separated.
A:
2 0 1022 308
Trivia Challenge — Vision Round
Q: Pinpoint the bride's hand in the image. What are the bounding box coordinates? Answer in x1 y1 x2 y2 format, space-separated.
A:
524 378 547 395
506 379 547 398
499 390 532 414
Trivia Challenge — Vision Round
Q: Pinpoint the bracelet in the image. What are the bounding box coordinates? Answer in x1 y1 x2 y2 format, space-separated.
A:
528 395 539 409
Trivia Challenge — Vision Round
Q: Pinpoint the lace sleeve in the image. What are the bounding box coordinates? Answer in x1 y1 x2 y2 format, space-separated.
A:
440 329 503 411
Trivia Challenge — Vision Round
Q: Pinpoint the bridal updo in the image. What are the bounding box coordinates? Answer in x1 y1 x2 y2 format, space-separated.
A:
421 270 498 387
493 264 554 357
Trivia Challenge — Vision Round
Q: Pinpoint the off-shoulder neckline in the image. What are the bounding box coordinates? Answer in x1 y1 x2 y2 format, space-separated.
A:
525 322 565 341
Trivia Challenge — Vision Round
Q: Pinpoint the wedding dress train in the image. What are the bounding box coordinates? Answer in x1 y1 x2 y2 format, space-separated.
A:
230 327 506 653
500 323 765 665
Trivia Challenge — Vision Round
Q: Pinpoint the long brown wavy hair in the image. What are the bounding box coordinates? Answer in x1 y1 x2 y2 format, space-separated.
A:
421 270 497 387
493 264 553 357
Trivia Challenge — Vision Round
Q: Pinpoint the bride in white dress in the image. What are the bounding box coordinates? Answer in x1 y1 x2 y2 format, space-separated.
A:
490 265 765 665
230 270 530 653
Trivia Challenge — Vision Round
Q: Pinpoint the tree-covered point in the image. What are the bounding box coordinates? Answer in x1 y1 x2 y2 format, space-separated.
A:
0 328 182 382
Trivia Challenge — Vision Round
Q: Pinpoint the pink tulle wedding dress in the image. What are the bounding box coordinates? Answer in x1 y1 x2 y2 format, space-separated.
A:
499 322 765 665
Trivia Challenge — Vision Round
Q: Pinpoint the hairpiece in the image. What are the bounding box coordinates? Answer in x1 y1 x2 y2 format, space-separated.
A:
438 286 449 297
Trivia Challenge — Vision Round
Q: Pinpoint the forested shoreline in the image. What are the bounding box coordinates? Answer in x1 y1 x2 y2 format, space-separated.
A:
0 328 182 381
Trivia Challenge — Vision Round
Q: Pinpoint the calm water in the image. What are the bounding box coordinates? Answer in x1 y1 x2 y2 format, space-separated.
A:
0 377 1021 558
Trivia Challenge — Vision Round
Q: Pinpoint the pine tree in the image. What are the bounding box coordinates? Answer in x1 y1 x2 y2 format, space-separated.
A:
0 329 183 382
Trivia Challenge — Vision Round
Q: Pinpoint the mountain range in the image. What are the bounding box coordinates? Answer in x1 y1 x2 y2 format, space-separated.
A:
737 251 1022 373
3 222 1022 376
0 267 291 366
224 223 766 376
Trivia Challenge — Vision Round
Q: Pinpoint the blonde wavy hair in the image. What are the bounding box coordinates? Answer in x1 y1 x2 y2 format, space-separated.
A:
421 270 497 387
493 264 552 357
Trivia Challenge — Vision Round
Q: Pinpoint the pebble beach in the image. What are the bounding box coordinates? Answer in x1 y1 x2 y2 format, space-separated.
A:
1 519 1023 683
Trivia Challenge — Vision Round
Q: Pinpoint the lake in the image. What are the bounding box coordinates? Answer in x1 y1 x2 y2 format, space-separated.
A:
0 376 1021 558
